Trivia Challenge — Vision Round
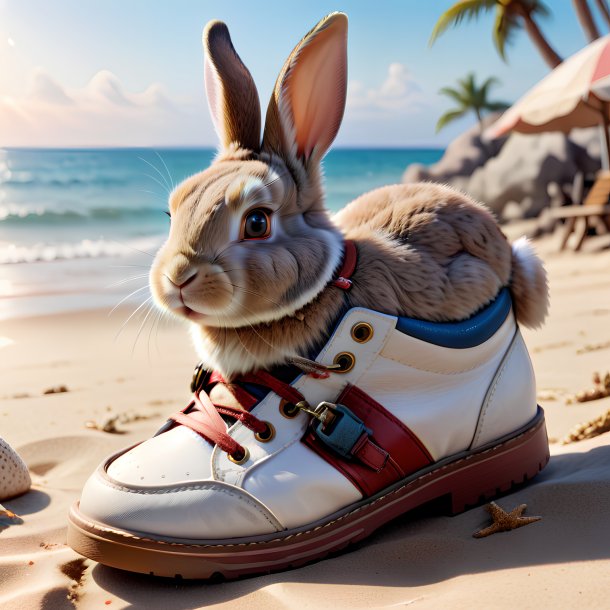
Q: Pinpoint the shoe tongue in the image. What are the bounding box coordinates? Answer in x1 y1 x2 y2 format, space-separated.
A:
187 363 304 426
209 383 247 411
185 383 246 428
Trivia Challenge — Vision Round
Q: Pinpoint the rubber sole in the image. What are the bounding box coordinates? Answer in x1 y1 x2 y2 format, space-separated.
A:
67 409 549 580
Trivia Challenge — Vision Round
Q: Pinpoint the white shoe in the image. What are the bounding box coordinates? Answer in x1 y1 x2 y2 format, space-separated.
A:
68 289 549 579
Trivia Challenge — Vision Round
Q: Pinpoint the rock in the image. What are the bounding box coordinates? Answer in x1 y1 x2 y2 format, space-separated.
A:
403 119 601 218
403 113 506 185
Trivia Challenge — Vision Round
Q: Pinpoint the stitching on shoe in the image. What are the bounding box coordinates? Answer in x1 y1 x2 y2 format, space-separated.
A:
97 478 281 530
214 312 395 482
471 331 519 448
378 351 495 375
85 418 541 549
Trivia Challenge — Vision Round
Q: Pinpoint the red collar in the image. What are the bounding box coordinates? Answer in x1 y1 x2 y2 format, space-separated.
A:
332 240 357 290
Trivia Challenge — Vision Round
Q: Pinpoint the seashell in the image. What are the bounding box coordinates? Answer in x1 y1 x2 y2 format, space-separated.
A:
0 437 31 501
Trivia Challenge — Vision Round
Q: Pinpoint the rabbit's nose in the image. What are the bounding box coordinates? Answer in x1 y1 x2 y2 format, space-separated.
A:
165 253 198 288
165 269 198 289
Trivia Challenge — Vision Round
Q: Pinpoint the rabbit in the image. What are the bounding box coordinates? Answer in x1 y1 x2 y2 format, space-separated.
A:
149 12 548 380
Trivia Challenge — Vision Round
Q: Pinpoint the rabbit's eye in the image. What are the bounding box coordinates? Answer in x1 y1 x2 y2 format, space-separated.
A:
242 208 271 240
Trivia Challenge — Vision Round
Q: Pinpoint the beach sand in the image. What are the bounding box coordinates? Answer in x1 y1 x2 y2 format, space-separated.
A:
1 230 610 609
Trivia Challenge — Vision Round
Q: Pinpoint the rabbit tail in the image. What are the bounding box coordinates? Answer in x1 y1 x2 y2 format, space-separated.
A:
509 237 549 329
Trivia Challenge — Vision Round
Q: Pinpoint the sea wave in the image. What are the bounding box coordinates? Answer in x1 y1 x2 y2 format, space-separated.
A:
0 236 164 264
0 174 128 187
0 206 167 225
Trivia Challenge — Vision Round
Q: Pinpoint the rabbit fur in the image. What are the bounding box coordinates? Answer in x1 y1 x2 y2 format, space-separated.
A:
149 13 548 379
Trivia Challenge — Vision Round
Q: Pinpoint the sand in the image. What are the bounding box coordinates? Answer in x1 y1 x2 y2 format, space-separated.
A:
1 229 610 609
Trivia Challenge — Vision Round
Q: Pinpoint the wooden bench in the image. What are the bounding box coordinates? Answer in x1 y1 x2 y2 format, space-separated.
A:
552 170 610 250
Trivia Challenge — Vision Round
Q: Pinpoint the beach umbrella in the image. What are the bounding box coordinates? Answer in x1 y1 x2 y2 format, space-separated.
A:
486 35 610 168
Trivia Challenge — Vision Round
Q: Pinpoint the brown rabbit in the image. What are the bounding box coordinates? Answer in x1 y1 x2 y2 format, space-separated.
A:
149 12 548 380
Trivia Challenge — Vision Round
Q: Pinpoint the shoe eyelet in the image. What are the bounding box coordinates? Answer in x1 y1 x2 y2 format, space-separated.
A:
333 351 356 374
279 399 299 419
227 446 250 465
254 421 275 443
351 322 374 343
190 362 209 392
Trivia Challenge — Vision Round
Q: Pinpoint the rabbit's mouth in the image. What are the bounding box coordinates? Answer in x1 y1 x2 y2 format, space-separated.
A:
150 257 238 324
179 305 207 322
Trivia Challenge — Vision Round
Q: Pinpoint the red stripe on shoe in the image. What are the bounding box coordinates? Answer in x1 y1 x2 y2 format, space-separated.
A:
303 385 434 497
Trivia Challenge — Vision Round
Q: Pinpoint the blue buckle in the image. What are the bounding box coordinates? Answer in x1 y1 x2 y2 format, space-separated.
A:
309 402 371 459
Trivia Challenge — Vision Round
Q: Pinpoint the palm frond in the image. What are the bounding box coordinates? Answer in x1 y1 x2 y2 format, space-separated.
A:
436 108 469 132
479 76 500 100
438 86 469 106
436 71 511 131
493 6 520 61
526 0 550 18
459 73 477 99
430 0 497 45
486 101 511 111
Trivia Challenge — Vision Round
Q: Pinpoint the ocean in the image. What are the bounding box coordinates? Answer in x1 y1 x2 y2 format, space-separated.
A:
0 148 442 319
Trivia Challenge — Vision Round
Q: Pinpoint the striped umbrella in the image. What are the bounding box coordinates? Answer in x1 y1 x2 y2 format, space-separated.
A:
487 36 610 168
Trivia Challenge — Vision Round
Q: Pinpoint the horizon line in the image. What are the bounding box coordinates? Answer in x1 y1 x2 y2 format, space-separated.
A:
1 144 446 152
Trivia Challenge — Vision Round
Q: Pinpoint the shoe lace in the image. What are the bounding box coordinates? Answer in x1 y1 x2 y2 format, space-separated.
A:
169 360 337 462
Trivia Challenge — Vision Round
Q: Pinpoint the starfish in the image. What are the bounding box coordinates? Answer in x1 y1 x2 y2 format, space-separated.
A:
473 502 541 538
0 503 18 519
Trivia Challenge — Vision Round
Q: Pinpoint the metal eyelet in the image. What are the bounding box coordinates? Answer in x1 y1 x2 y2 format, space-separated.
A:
279 399 300 419
254 421 275 443
190 362 209 392
351 322 374 343
332 351 356 374
227 446 250 465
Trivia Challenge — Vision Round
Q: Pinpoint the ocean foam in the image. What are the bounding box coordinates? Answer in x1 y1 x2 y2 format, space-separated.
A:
0 236 164 264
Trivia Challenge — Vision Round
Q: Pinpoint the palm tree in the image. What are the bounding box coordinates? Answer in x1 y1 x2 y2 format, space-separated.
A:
436 73 510 133
430 0 562 70
594 0 610 29
572 0 601 42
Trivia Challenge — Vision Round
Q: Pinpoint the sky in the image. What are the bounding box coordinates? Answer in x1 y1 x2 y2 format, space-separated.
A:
0 0 597 148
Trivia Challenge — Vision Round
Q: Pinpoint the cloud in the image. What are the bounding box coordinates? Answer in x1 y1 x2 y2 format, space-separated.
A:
347 63 424 114
26 68 173 109
0 63 435 147
28 68 73 105
86 70 134 106
0 68 210 146
336 63 448 146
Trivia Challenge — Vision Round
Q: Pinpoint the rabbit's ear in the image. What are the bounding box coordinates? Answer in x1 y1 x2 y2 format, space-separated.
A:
203 21 261 151
263 12 347 168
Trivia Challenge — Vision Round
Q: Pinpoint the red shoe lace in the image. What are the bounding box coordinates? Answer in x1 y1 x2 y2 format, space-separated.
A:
169 370 307 462
169 240 358 460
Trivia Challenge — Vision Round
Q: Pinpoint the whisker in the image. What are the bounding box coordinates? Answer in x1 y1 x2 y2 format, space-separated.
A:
198 291 280 357
109 285 150 316
210 243 236 266
151 308 165 357
226 283 284 309
155 151 175 192
142 171 170 196
106 274 149 289
233 324 259 365
115 296 153 342
138 157 172 193
132 302 156 356
138 189 167 202
206 268 245 278
109 239 156 258
109 264 151 269
243 318 278 355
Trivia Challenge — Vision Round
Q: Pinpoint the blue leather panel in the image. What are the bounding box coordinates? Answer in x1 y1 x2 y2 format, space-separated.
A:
395 288 512 349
